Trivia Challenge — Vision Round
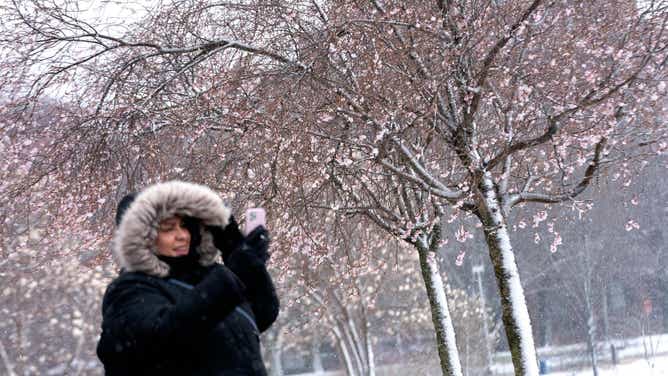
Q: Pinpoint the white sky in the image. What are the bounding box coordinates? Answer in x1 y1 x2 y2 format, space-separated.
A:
75 0 153 34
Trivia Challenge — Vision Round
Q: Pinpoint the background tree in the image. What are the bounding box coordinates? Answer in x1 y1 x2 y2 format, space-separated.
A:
0 210 112 375
269 2 667 374
268 209 493 376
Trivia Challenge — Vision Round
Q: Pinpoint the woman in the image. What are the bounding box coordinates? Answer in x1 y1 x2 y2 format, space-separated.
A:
96 181 279 375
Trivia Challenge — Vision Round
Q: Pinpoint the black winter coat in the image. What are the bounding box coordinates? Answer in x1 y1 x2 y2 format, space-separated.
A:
96 181 279 376
96 262 277 375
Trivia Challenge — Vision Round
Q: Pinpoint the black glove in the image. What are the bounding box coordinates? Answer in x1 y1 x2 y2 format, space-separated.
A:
208 216 271 263
207 216 244 264
243 226 271 263
219 224 277 331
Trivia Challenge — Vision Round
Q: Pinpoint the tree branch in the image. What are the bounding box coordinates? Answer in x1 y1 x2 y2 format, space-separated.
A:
390 136 463 200
509 137 607 206
464 0 543 125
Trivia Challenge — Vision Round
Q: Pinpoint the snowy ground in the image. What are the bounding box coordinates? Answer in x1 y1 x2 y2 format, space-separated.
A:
548 353 668 376
292 354 668 376
291 333 668 375
490 333 668 375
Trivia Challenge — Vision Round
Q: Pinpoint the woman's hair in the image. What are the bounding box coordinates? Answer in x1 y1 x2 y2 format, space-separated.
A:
182 216 202 253
115 193 137 226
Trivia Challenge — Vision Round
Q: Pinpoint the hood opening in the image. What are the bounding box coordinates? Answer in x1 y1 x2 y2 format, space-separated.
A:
113 181 231 277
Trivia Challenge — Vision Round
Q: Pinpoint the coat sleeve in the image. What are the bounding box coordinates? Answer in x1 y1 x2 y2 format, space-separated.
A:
225 248 280 332
97 267 244 359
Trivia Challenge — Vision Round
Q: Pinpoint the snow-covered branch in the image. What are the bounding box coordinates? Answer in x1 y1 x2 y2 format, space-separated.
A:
508 137 607 206
390 137 463 200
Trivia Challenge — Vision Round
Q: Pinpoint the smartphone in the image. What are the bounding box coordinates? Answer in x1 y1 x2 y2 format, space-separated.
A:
244 208 266 235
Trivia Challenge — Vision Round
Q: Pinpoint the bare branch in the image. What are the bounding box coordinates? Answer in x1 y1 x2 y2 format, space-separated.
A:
464 0 544 124
486 56 648 172
509 137 607 206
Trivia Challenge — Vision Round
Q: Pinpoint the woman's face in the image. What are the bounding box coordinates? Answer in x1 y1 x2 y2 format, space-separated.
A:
155 216 191 257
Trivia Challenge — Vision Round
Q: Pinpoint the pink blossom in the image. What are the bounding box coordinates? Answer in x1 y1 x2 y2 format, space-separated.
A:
625 219 640 231
455 250 466 266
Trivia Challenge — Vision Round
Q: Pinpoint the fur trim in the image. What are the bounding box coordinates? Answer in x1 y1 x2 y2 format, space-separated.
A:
113 181 231 277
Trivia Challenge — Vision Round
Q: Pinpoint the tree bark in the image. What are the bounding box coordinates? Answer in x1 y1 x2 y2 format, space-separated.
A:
663 287 668 332
344 310 368 374
476 173 539 376
366 336 375 376
474 265 494 376
361 306 376 376
585 298 599 376
538 288 552 348
312 329 324 373
339 318 365 375
332 325 357 376
602 288 610 344
417 246 464 376
0 340 16 376
582 234 599 376
661 270 668 332
270 331 284 376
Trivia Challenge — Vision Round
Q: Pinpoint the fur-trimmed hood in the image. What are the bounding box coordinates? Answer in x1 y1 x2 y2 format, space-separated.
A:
113 181 231 277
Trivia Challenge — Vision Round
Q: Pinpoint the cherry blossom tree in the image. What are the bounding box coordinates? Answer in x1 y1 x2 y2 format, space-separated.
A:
268 210 490 376
269 2 667 375
510 161 668 371
0 212 112 375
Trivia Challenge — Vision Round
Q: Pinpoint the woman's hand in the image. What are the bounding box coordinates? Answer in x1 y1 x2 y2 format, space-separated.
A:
207 218 278 332
208 216 271 263
244 226 271 263
207 216 244 263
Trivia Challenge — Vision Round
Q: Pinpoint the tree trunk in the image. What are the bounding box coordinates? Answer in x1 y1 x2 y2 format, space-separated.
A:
312 329 324 373
538 289 552 348
474 264 493 376
345 313 368 374
270 331 284 376
332 325 357 376
663 289 668 332
417 246 464 376
584 279 599 376
68 334 86 376
0 340 16 376
361 307 376 376
661 274 668 332
339 319 365 375
581 234 599 376
586 315 599 376
602 288 610 344
366 339 375 376
476 173 538 376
